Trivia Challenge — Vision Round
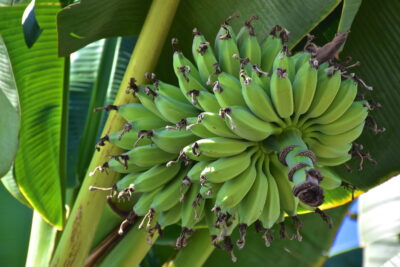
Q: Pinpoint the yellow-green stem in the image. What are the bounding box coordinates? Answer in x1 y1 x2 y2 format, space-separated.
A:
171 229 215 267
50 1 180 266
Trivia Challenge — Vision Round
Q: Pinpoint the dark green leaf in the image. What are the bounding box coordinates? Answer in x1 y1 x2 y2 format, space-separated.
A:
57 0 151 56
205 205 349 266
0 4 65 228
22 1 43 48
0 35 20 177
333 0 400 190
324 248 362 267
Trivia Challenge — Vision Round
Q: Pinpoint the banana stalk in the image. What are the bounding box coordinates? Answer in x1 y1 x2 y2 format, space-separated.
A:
272 129 324 207
50 1 181 266
166 229 215 267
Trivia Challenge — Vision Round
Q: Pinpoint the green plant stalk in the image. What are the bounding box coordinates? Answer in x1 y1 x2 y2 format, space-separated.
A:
26 211 58 267
50 1 181 266
98 219 159 267
171 228 215 267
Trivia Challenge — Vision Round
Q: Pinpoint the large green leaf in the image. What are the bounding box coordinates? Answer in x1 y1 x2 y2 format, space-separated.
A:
0 4 65 228
359 175 400 267
0 35 20 177
204 204 349 266
57 0 151 56
333 0 400 190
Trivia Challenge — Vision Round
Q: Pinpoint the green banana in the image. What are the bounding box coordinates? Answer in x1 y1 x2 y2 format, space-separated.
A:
187 90 220 113
198 112 240 139
214 152 259 210
108 128 151 150
305 137 352 159
153 78 189 104
260 28 283 73
185 117 216 138
305 122 365 147
237 17 261 65
128 162 181 193
149 127 198 154
305 101 368 135
187 161 209 183
304 69 342 119
133 187 162 216
270 67 294 119
318 167 343 190
240 70 282 124
190 137 255 158
181 183 204 228
259 155 281 229
173 49 201 82
215 26 241 76
117 103 167 126
182 144 215 162
292 60 318 121
158 203 181 227
154 93 199 123
317 154 352 166
135 85 168 120
192 29 219 85
220 106 282 141
272 50 294 81
199 182 222 199
270 154 299 216
214 72 246 108
115 172 142 191
200 148 257 183
305 78 358 126
151 166 191 212
122 144 177 167
107 158 148 174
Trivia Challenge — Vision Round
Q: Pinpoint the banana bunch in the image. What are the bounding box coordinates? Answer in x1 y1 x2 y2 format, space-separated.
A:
90 15 377 260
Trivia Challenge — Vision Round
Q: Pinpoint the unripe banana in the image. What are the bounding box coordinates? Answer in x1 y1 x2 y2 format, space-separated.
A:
158 203 181 227
250 65 271 94
186 117 216 139
197 112 240 139
181 183 204 228
176 69 209 107
269 154 299 216
272 50 294 81
260 32 283 73
149 127 198 154
306 78 358 126
220 106 282 141
173 50 201 82
200 148 257 183
215 152 259 210
133 187 162 216
107 158 148 174
186 161 209 183
238 154 268 226
182 144 215 162
129 162 181 193
293 52 311 72
192 30 219 85
190 137 255 158
305 101 368 135
122 144 177 167
240 70 282 124
215 26 240 76
187 90 220 113
292 60 318 120
154 94 199 124
117 103 166 125
305 137 352 159
134 86 169 121
317 154 352 166
237 18 261 65
259 156 281 229
304 69 342 119
200 182 222 199
108 128 151 150
115 172 142 191
318 167 343 190
305 122 365 147
214 72 246 108
151 166 191 212
153 79 189 104
270 67 294 119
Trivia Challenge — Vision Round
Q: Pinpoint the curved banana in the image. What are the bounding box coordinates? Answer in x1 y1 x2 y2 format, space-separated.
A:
186 117 216 139
108 128 151 150
149 127 198 154
188 90 220 113
154 93 199 124
200 148 257 183
215 26 240 76
214 72 246 108
318 167 343 190
260 28 283 73
317 154 352 167
305 137 352 159
158 203 181 227
187 161 209 183
121 144 177 167
220 106 282 141
173 49 201 82
190 137 255 158
133 187 162 216
198 112 240 139
270 67 294 119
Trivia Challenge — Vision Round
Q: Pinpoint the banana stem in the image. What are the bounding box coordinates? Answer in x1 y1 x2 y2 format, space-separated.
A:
170 229 215 267
50 1 181 266
26 211 58 267
275 129 324 207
